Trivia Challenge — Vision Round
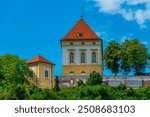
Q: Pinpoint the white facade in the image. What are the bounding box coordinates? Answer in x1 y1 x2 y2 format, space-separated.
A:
62 41 102 66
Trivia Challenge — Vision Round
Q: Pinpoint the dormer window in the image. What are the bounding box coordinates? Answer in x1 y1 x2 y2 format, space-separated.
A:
77 33 84 37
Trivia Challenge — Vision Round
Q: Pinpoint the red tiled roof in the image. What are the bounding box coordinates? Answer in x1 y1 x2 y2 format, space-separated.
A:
61 18 100 41
27 55 55 65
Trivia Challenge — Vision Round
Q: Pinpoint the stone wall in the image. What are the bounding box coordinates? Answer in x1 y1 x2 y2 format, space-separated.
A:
55 76 150 88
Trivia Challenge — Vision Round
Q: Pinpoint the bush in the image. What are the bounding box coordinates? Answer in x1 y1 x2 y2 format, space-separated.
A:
87 72 103 85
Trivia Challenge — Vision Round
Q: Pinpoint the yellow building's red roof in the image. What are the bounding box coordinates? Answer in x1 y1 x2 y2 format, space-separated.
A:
62 18 100 41
27 55 55 65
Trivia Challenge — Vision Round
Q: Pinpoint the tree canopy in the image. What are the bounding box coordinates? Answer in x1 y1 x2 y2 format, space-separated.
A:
0 54 30 84
126 39 148 75
103 41 121 76
87 72 103 85
104 39 148 76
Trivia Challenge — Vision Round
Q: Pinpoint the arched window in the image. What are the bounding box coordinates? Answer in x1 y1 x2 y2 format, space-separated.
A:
70 71 74 76
81 52 85 63
81 71 85 76
70 52 74 63
92 52 96 63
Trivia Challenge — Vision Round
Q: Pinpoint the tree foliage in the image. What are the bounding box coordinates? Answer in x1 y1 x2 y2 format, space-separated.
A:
77 79 85 87
87 72 103 85
0 54 30 84
120 39 132 75
1 53 150 100
104 41 121 76
104 39 148 76
126 39 148 75
147 54 150 68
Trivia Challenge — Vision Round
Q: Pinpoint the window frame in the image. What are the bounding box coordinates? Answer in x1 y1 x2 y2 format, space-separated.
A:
70 52 74 63
77 33 84 37
70 71 74 76
29 71 34 78
81 52 86 63
92 52 97 63
44 70 49 78
81 71 85 76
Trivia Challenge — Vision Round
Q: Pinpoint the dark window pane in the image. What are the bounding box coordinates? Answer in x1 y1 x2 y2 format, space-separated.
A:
81 71 85 75
77 33 84 37
81 42 85 45
70 52 74 63
70 42 73 45
93 42 96 45
92 52 96 63
70 71 74 76
45 71 48 78
30 71 34 78
81 52 85 63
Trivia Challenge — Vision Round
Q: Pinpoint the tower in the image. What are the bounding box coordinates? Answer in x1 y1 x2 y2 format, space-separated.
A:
61 18 103 77
27 55 55 89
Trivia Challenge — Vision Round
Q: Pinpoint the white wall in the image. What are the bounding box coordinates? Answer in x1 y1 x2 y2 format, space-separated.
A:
62 45 102 65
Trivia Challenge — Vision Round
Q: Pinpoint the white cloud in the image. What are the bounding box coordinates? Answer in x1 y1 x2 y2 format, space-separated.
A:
127 0 150 5
96 31 113 42
120 33 134 42
120 36 129 42
95 0 125 14
92 0 150 28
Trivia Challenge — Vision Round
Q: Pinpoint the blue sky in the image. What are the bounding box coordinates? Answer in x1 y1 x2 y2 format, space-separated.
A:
0 0 150 76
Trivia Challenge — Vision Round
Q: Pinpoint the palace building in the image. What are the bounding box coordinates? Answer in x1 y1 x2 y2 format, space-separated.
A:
61 18 103 77
27 55 55 89
27 18 103 88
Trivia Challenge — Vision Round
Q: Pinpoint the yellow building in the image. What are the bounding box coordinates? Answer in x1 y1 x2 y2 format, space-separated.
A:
61 18 103 76
27 55 55 89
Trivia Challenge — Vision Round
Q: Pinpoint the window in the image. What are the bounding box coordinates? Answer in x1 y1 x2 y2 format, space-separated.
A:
45 70 49 78
81 52 85 63
81 71 85 76
70 42 73 45
92 52 96 63
77 33 84 37
92 71 96 74
44 67 49 78
81 42 85 45
93 42 96 45
70 52 74 63
70 71 74 76
30 71 34 78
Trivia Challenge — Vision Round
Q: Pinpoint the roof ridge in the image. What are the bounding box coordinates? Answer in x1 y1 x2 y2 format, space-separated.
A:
61 18 100 41
27 55 55 65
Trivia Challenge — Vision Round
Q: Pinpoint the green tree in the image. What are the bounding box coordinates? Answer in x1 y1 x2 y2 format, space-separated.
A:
147 53 150 68
87 72 103 85
53 76 60 91
104 41 121 76
126 39 148 75
77 79 85 87
0 54 30 84
120 39 132 75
